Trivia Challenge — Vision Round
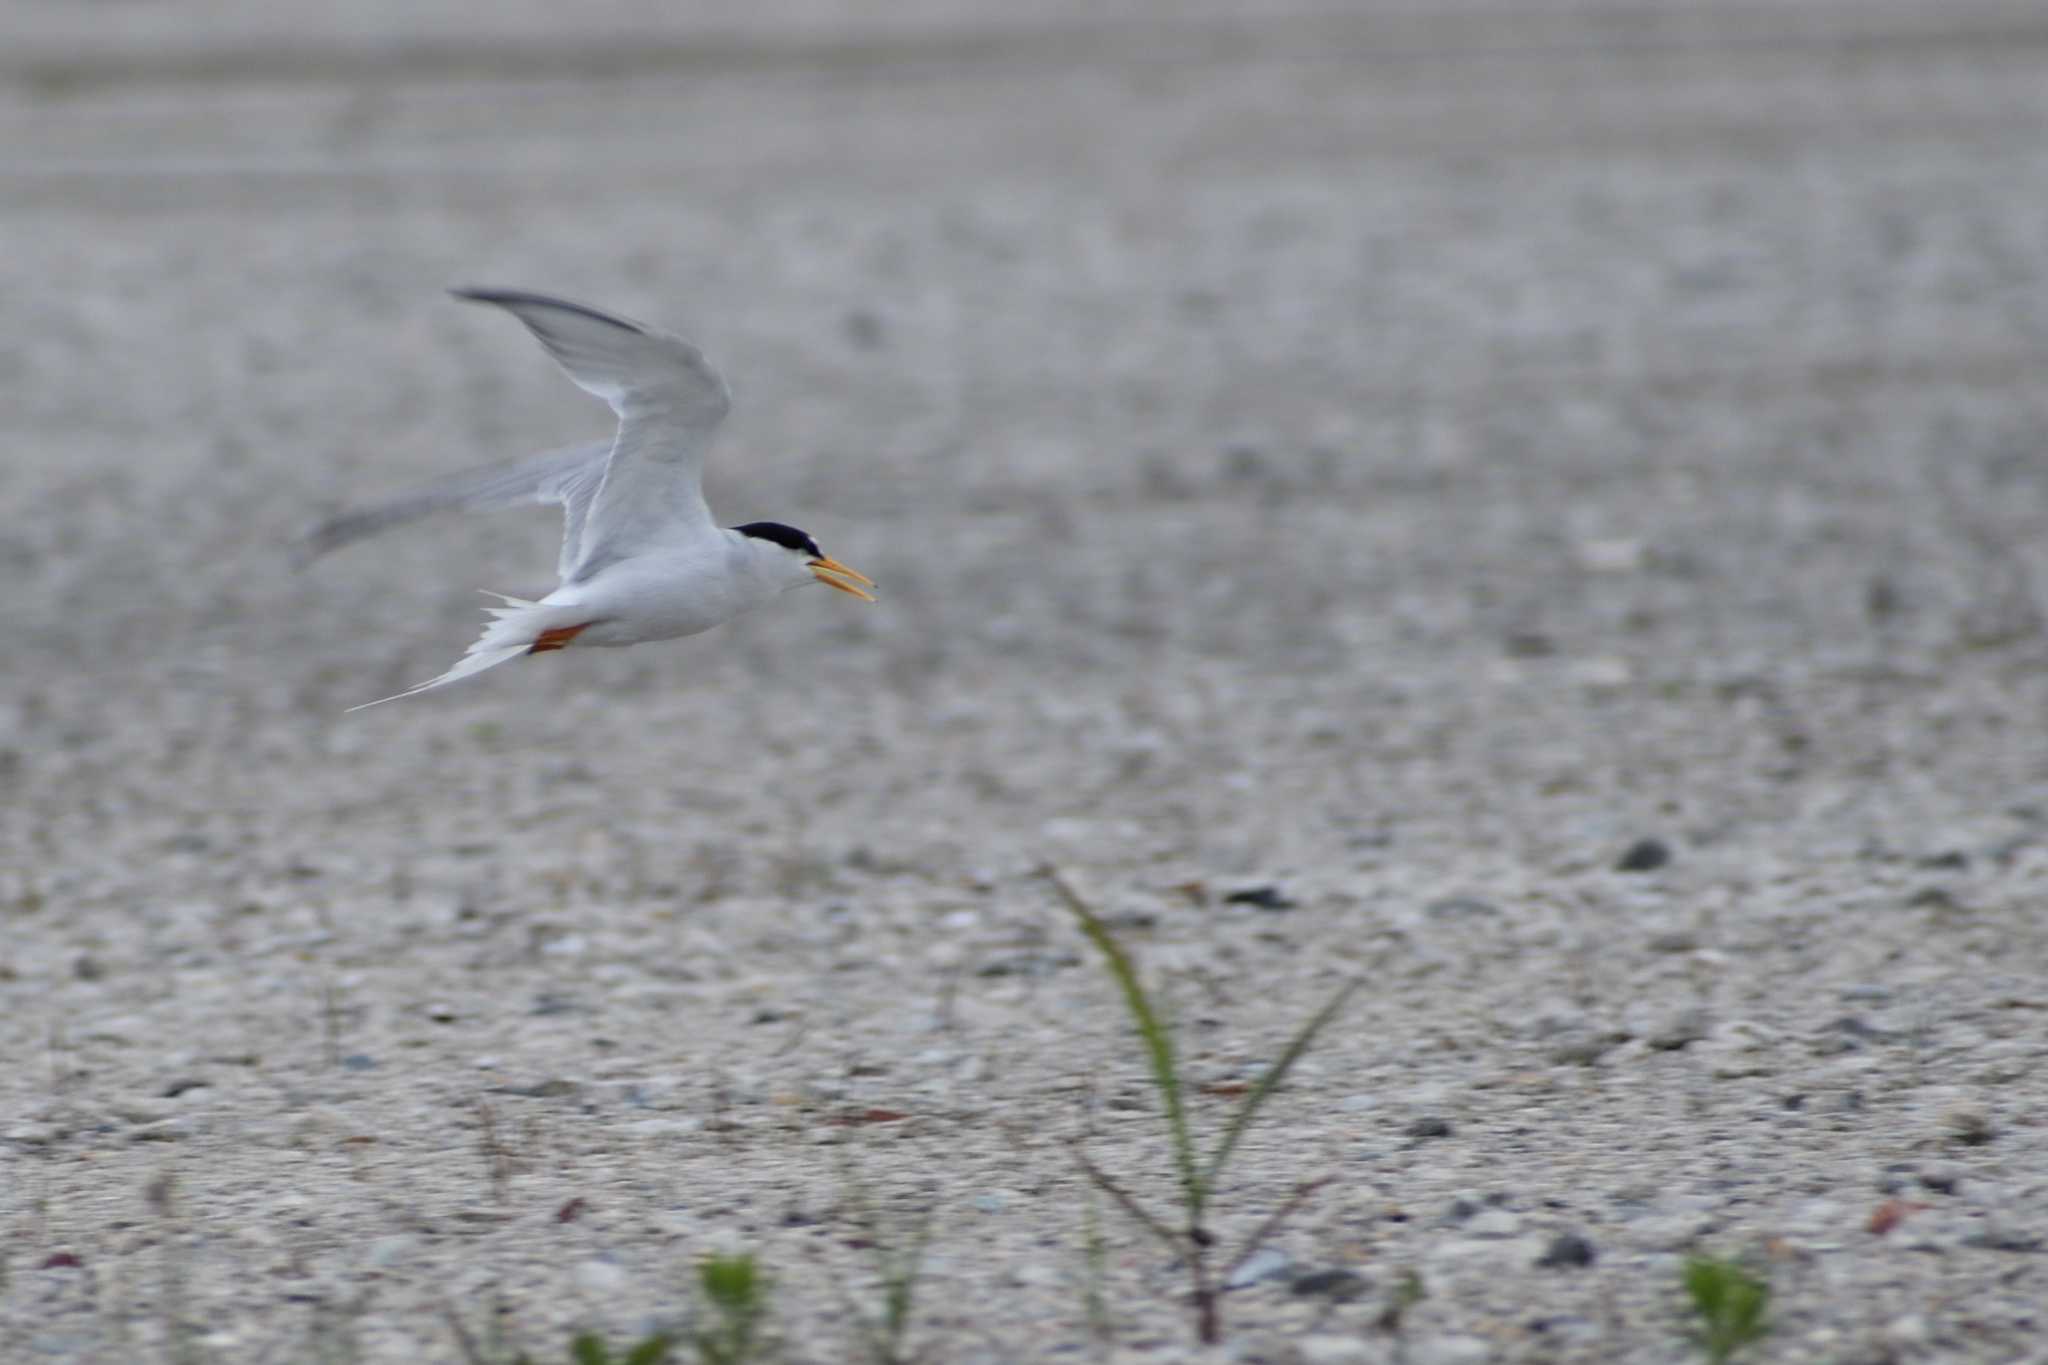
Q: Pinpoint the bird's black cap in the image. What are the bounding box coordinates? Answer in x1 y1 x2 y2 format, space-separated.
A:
733 521 822 558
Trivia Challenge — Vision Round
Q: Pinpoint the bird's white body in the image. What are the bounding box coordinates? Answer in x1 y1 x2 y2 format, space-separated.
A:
301 289 873 710
542 527 817 647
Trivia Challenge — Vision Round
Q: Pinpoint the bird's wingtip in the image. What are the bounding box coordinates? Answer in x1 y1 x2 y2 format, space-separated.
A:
446 286 650 334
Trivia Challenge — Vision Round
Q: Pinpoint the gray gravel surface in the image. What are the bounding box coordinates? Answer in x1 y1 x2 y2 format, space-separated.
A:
6 2 2048 1360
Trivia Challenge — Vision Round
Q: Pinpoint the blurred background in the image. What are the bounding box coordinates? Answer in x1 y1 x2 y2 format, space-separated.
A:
10 0 2048 869
5 0 2048 1356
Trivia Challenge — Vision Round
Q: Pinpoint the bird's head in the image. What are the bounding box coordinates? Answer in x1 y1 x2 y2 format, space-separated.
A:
733 521 876 601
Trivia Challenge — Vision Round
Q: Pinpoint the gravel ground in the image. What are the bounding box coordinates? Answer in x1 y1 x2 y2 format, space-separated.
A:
6 3 2048 1361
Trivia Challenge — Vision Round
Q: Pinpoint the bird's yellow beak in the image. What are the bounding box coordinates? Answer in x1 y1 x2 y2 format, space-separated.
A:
808 556 877 601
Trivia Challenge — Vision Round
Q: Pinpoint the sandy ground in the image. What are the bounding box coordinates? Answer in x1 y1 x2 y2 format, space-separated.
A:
6 2 2048 1360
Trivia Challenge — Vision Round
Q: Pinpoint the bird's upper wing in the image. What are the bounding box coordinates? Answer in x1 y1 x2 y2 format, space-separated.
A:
294 438 613 581
449 288 732 583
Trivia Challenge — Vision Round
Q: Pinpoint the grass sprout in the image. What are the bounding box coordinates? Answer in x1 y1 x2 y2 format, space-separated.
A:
1682 1254 1770 1364
834 1159 937 1365
1081 1183 1112 1352
694 1253 771 1365
1044 866 1361 1345
570 1330 676 1365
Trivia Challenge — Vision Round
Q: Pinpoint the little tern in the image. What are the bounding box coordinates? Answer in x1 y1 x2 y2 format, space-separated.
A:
299 288 875 710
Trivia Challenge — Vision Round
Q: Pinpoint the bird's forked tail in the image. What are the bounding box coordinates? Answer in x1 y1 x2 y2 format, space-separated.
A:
347 592 591 711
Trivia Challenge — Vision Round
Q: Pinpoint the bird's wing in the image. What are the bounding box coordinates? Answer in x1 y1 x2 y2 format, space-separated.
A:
449 288 731 583
294 439 612 580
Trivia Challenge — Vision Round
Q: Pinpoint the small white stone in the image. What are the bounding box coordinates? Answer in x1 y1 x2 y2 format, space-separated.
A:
1412 1337 1491 1365
1007 1262 1062 1288
1884 1314 1929 1346
1294 1335 1380 1365
365 1235 416 1269
1466 1209 1523 1238
574 1258 628 1295
1575 538 1645 573
1226 1246 1293 1288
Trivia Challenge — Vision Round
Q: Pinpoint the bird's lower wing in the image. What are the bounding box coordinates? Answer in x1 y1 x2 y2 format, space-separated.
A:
294 439 612 578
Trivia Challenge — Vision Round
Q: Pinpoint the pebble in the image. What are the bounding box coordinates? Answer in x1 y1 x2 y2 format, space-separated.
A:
1548 1031 1618 1066
1424 897 1498 919
1406 1117 1454 1140
1919 1166 1961 1195
1465 1209 1522 1239
1947 1108 1995 1146
126 1118 192 1142
1576 537 1646 573
1647 1009 1711 1051
1884 1314 1930 1346
1616 838 1671 872
1290 1268 1368 1301
1224 885 1298 911
1411 1336 1491 1365
1536 1232 1597 1267
1227 1247 1294 1289
1962 1223 2042 1253
1631 1214 1714 1251
974 951 1079 978
365 1235 416 1269
1291 1336 1378 1365
574 1258 628 1295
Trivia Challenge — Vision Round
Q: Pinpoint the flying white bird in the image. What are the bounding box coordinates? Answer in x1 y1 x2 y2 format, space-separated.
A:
300 288 875 710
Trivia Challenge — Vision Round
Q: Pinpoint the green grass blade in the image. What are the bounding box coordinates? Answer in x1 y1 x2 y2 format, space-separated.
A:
1682 1255 1769 1363
570 1334 611 1365
880 1197 936 1349
1202 978 1362 1194
622 1335 675 1365
1082 1182 1111 1345
1048 869 1201 1217
695 1253 767 1365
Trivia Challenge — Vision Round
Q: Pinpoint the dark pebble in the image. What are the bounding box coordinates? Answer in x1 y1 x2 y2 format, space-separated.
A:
1950 1112 1996 1147
842 310 886 350
1290 1268 1368 1301
1425 896 1499 919
1537 1232 1598 1268
975 951 1080 978
1616 838 1672 872
1224 886 1297 911
1220 444 1269 482
1406 1117 1454 1140
489 1078 580 1099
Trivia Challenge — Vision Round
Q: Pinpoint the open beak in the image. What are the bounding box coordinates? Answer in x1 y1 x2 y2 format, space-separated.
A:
808 556 877 602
